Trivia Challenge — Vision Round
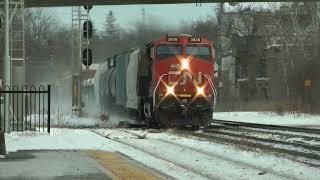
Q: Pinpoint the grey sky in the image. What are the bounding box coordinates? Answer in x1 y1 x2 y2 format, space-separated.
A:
45 3 217 31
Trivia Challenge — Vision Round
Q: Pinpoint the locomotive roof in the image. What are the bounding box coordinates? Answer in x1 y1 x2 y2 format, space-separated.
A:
152 34 214 45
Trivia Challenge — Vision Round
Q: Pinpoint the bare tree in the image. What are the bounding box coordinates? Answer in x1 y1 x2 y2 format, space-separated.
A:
25 8 58 44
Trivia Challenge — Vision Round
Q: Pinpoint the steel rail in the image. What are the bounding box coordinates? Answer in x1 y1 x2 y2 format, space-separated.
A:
118 129 298 180
203 128 320 152
210 119 320 134
174 130 320 167
209 124 320 142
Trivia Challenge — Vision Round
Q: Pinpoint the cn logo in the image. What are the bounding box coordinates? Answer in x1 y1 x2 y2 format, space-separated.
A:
169 71 202 86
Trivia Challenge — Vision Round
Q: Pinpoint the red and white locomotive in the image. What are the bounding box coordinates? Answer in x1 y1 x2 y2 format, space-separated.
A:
89 34 216 128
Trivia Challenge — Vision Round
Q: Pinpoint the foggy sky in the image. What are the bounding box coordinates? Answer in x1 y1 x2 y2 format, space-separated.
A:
44 3 217 31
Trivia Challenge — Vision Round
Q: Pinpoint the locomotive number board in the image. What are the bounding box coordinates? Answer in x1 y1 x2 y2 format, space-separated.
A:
167 37 179 42
189 37 201 42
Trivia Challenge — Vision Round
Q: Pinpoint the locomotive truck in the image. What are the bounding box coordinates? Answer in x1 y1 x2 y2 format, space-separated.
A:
86 34 217 128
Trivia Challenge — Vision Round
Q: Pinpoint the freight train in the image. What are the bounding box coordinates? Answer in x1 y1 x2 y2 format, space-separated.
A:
82 34 217 128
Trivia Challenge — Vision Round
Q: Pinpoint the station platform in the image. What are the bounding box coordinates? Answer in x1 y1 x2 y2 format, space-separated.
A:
0 150 162 180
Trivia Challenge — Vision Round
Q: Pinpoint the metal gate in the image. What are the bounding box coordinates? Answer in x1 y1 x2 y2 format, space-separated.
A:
0 85 51 133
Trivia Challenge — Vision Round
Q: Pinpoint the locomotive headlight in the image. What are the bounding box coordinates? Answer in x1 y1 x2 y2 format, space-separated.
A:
196 86 205 96
166 85 175 95
181 58 189 70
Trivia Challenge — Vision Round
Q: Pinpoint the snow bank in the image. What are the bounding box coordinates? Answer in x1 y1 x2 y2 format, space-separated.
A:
51 115 107 128
25 113 131 128
213 112 320 127
50 112 137 128
5 129 107 152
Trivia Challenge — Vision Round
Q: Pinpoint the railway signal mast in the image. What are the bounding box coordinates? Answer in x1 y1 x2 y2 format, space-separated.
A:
82 17 93 68
71 5 93 116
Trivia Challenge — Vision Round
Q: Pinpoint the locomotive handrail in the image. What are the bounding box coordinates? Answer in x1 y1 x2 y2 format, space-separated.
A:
153 74 168 109
204 74 217 109
204 74 217 108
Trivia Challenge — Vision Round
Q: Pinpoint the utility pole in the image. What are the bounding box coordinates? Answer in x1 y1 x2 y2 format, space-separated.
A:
217 3 224 104
77 6 82 116
142 8 145 29
3 0 11 132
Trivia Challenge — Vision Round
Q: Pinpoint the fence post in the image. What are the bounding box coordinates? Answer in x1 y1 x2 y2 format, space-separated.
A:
47 85 51 133
0 131 6 157
0 91 2 132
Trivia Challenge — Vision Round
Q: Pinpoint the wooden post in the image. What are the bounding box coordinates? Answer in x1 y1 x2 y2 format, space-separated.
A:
304 80 312 113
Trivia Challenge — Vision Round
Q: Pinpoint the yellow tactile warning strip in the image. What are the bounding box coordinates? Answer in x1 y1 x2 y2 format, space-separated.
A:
86 150 159 180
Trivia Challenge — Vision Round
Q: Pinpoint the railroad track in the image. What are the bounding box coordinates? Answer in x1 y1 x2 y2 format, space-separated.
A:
210 119 320 135
170 120 320 167
94 129 295 179
91 129 213 180
92 117 320 167
118 130 299 180
211 124 320 142
203 128 320 151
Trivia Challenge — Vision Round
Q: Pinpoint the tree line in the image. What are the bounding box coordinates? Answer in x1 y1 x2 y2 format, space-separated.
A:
17 8 218 84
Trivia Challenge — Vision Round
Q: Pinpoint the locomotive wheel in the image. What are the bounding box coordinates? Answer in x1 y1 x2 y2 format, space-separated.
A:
138 104 144 122
148 110 169 129
192 125 200 131
200 111 213 127
162 111 175 128
146 118 160 129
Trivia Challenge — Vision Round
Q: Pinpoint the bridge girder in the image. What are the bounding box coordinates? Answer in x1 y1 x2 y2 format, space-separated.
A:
24 0 320 8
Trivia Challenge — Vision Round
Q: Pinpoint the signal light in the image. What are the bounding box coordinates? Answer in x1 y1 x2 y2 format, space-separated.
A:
84 5 92 11
83 20 93 39
82 48 92 67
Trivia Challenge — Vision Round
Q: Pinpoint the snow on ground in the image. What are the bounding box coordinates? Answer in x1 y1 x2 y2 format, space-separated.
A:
5 128 320 180
126 129 320 180
5 129 106 151
51 115 108 128
4 129 207 180
26 113 135 128
213 111 320 128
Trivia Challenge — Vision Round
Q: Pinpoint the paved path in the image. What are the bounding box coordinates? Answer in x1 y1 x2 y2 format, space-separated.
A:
0 150 162 180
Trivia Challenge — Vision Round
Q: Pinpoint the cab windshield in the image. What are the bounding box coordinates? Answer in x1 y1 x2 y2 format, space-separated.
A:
186 45 211 62
156 45 183 60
